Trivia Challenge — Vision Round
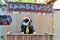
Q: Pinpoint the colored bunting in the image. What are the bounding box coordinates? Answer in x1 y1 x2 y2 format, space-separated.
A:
38 12 41 15
49 13 52 16
21 11 24 14
8 11 52 16
24 11 26 15
13 11 16 14
43 13 46 15
16 11 19 14
46 13 48 16
30 12 33 15
36 12 38 15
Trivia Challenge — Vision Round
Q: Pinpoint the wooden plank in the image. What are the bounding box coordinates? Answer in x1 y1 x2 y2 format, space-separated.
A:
7 34 53 40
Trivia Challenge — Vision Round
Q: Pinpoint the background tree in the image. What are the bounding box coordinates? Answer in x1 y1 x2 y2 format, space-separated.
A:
47 0 57 4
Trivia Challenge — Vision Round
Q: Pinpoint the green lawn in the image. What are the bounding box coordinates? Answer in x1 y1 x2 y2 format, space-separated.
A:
0 39 3 40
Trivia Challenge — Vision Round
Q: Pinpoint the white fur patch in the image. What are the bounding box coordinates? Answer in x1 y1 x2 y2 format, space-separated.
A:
23 22 29 26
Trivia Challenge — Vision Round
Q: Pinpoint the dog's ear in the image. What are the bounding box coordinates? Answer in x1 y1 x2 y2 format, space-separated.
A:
29 18 32 22
30 19 32 22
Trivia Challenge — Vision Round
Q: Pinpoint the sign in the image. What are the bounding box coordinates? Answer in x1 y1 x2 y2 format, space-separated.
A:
8 2 53 13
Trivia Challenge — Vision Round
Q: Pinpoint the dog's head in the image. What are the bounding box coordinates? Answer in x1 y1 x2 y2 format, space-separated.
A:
22 17 32 26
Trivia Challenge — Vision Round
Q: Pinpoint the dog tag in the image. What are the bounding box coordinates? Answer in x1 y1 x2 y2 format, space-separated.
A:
26 26 29 34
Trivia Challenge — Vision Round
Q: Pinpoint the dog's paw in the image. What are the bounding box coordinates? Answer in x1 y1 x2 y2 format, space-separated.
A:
20 32 24 34
7 31 12 34
33 32 37 34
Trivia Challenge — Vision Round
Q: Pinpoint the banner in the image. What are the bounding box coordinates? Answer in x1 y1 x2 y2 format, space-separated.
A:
8 2 52 13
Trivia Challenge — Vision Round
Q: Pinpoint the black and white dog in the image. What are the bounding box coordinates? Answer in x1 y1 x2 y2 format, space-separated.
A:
21 17 37 34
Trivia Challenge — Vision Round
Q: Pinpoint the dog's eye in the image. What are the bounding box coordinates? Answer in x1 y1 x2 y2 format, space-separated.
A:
24 19 29 22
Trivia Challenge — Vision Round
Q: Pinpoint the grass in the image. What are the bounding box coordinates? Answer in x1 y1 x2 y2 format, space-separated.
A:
0 39 3 40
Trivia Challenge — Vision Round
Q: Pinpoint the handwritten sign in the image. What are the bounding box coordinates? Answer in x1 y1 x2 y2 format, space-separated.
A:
8 2 53 13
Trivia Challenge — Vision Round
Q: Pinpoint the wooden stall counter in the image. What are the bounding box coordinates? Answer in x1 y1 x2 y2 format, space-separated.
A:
7 33 53 40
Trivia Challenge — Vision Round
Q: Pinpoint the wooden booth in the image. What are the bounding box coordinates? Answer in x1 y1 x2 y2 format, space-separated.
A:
7 34 52 40
6 2 54 40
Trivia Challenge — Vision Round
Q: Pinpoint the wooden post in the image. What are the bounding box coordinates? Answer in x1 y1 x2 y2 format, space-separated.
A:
4 25 8 40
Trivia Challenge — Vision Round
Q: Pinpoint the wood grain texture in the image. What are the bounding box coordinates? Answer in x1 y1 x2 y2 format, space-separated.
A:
7 34 53 40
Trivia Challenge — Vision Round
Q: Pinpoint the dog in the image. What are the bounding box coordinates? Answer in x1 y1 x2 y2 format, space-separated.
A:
20 17 37 34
